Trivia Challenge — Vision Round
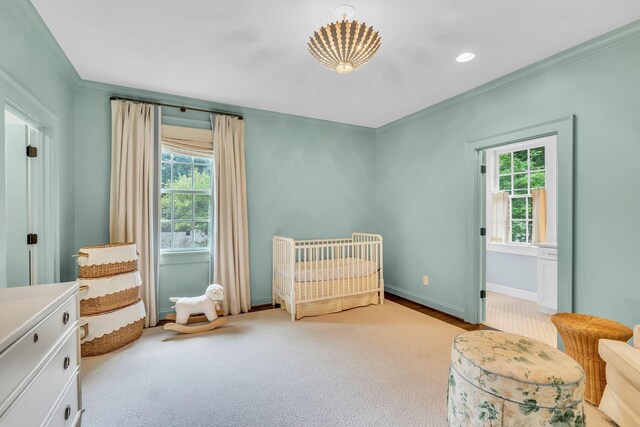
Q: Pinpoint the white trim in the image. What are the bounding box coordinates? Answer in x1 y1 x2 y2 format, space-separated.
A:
487 282 537 302
487 242 538 257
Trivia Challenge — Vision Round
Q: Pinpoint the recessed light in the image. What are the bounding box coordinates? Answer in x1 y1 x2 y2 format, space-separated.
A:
456 52 476 63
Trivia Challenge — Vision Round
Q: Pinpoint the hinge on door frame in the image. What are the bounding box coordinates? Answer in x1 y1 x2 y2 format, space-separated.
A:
27 233 38 245
26 146 38 158
480 228 486 236
480 165 486 174
480 290 486 299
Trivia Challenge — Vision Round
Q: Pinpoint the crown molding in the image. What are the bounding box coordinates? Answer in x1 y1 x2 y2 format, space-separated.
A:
75 79 376 133
377 19 640 134
5 0 80 88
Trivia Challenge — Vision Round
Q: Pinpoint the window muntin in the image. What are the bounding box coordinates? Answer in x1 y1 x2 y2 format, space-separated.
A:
497 146 545 244
161 152 212 251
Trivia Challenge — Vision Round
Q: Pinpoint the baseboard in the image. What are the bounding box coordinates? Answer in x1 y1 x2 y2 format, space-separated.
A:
385 284 465 318
486 282 537 302
251 296 273 306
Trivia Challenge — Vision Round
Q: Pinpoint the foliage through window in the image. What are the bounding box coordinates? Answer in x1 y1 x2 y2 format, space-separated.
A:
497 146 545 244
161 152 213 251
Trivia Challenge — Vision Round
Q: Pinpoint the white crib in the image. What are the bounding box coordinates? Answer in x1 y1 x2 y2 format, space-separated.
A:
272 233 383 320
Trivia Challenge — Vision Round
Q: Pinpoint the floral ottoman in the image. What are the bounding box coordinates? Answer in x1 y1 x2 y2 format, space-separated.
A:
448 331 585 426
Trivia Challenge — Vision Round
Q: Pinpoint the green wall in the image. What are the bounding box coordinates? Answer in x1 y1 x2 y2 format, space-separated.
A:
73 82 377 314
0 0 77 282
3 0 639 329
376 24 640 327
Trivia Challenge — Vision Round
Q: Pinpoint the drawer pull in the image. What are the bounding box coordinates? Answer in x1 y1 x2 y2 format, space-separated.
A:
63 311 70 325
64 356 71 370
33 333 39 343
64 404 71 420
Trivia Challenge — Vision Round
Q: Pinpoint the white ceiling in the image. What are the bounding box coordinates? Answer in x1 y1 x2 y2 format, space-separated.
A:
32 1 640 128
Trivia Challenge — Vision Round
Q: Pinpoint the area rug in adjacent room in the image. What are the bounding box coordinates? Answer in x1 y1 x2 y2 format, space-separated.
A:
81 301 462 426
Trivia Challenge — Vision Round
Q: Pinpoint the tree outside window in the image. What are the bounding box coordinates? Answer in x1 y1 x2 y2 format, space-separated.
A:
497 146 545 244
161 152 213 251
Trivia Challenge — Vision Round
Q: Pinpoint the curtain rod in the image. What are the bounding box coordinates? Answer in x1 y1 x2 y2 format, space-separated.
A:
109 96 243 120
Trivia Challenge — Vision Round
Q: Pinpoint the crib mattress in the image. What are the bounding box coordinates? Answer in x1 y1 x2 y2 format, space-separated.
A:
280 257 378 282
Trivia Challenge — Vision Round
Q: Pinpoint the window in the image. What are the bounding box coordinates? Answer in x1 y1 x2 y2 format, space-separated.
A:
497 146 545 244
161 152 213 251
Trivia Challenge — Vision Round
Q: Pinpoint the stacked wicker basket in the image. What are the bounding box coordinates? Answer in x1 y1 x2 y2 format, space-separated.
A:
77 243 146 357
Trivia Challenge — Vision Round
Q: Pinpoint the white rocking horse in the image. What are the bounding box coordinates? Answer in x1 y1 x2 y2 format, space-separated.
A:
163 284 228 334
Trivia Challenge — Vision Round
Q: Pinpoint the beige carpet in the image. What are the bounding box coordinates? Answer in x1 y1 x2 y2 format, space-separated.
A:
485 291 558 348
81 302 463 426
81 300 615 426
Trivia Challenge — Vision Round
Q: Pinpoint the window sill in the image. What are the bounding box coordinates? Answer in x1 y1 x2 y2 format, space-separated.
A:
487 242 538 257
160 249 210 255
159 250 210 266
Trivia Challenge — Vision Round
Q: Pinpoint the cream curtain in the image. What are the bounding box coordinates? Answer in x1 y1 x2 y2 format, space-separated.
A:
491 191 510 243
109 100 159 327
161 124 213 158
531 188 547 244
213 115 251 315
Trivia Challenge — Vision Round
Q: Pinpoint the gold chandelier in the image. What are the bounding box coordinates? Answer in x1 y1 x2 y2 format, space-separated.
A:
308 5 381 74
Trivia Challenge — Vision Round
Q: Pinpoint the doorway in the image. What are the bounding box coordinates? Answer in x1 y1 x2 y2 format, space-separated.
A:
2 108 48 287
483 136 558 346
465 116 574 348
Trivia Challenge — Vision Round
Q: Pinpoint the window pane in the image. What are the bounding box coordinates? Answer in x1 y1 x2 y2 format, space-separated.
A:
194 166 211 190
499 175 511 193
511 221 527 243
530 147 545 170
530 171 545 189
173 154 192 163
499 153 511 175
513 150 528 173
174 193 193 220
172 163 193 189
162 152 171 162
194 222 209 248
194 195 210 220
511 197 526 220
173 221 193 248
527 196 532 220
513 173 528 194
162 163 171 189
161 221 172 249
194 157 210 165
527 221 533 243
161 193 172 220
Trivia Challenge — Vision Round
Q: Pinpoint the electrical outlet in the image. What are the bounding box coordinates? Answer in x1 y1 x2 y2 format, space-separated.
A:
423 275 429 286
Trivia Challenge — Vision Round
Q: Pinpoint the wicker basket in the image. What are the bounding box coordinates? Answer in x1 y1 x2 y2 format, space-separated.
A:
81 318 145 357
81 299 146 357
80 285 141 316
77 242 138 279
551 313 633 405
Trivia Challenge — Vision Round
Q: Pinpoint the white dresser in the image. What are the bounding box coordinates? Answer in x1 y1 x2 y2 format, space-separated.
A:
0 283 82 426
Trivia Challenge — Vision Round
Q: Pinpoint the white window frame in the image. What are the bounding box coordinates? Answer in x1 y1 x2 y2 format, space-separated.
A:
486 135 557 257
160 151 213 253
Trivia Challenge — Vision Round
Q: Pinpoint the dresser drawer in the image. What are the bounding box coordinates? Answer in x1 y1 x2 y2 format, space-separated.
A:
0 328 79 426
0 294 77 410
45 374 81 427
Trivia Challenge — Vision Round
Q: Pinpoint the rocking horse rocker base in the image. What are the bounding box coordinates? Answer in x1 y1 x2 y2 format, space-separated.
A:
164 309 228 334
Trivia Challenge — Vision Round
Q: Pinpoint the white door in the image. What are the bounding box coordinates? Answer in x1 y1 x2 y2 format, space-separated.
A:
3 109 43 286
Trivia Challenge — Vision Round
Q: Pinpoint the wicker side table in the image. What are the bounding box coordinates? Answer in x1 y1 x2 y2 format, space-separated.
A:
551 313 632 405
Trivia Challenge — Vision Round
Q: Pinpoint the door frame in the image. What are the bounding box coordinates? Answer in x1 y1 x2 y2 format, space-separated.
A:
465 115 574 324
1 69 61 285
